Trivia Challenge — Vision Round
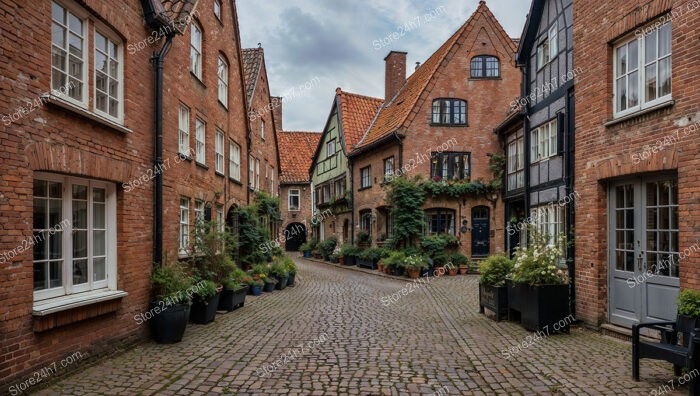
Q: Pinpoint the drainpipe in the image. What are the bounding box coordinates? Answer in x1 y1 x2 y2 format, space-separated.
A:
152 35 175 268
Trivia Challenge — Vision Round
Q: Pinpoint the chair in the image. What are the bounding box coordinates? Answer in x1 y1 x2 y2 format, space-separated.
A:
632 315 700 395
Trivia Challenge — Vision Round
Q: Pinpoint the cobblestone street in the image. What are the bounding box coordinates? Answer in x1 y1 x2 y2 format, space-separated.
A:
35 258 684 395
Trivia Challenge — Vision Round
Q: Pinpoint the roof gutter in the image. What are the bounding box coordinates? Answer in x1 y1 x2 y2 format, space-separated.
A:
347 132 404 158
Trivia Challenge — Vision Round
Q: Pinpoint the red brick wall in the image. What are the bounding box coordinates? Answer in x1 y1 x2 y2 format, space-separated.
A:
248 61 280 197
573 0 700 326
279 183 313 249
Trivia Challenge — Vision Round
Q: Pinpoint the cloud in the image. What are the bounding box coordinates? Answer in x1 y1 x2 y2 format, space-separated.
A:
237 0 531 131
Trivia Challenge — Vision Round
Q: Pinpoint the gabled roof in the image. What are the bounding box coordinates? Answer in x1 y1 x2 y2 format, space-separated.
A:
278 131 322 184
336 89 384 149
516 0 546 65
353 1 516 152
242 47 264 103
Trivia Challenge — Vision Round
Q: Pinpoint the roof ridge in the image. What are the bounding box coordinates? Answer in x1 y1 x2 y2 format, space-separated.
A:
338 89 383 103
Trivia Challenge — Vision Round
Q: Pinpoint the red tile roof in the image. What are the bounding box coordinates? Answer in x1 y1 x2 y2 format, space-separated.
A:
336 89 384 149
354 2 516 151
278 131 322 183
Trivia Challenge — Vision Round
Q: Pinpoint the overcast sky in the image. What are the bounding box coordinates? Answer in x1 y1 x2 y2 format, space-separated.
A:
237 0 531 132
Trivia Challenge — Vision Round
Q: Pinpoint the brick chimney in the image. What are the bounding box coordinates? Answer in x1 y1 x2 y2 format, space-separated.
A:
271 96 283 132
384 51 407 101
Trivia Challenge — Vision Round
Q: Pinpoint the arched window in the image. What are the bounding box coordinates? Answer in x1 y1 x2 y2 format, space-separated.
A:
431 99 467 125
470 55 500 78
190 21 203 79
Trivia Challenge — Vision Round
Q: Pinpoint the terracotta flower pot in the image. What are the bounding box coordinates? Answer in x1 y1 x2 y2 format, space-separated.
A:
339 256 345 265
407 269 420 279
448 268 458 276
459 266 468 275
377 264 384 272
435 266 446 277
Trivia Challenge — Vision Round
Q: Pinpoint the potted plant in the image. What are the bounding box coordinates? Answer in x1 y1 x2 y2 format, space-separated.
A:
382 251 403 276
271 261 289 290
318 236 338 261
189 279 220 324
677 290 700 330
245 276 263 296
357 247 382 269
404 255 429 279
478 255 514 322
262 274 277 292
219 267 249 312
338 244 358 266
508 228 570 332
432 254 448 277
149 262 194 344
357 231 371 246
449 253 470 274
284 257 298 286
299 241 313 258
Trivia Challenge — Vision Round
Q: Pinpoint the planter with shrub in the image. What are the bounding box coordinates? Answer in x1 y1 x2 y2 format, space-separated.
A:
219 267 249 311
190 280 221 324
284 257 298 286
449 253 470 274
299 240 315 258
318 236 338 261
271 262 289 290
245 277 263 295
149 263 193 344
478 255 513 322
677 290 700 331
339 244 359 266
357 247 383 270
404 255 429 279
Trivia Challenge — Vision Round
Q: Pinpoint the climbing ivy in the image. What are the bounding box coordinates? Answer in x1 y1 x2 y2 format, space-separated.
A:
385 176 426 248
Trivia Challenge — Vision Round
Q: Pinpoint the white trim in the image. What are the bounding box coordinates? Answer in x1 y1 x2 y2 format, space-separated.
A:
92 27 124 124
33 290 127 316
50 0 89 109
288 189 300 211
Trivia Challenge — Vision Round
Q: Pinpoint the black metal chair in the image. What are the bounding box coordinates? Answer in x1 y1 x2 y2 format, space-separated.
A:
632 315 700 395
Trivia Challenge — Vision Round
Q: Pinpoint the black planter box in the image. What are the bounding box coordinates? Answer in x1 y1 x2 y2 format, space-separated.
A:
288 273 296 286
276 276 289 290
150 302 190 344
357 258 377 270
218 285 248 312
507 281 570 333
263 282 275 292
479 283 508 322
344 255 357 266
190 292 220 324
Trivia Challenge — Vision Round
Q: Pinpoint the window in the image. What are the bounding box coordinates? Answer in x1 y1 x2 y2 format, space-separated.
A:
179 105 190 155
322 184 331 203
195 118 205 164
430 152 470 180
425 209 455 236
537 22 558 70
531 119 557 162
431 99 467 125
334 179 345 198
229 141 241 181
190 22 202 79
360 166 371 189
215 130 224 174
216 205 224 233
507 133 525 190
255 159 260 191
531 205 566 246
94 31 122 120
288 189 300 211
33 175 116 301
360 210 372 235
51 1 86 104
383 156 395 180
614 22 671 117
270 166 275 195
179 198 189 254
327 139 336 157
217 56 228 107
214 0 222 20
264 160 269 188
261 120 265 140
470 56 500 78
249 155 254 189
194 200 205 224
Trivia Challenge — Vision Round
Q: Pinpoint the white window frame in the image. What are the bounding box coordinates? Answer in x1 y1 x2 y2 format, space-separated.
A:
33 173 117 302
530 119 557 162
179 105 190 155
51 0 89 108
507 133 525 190
270 166 275 195
261 120 265 140
249 155 255 189
179 197 190 255
190 22 203 80
217 55 228 107
536 22 558 70
93 27 124 123
255 159 260 191
195 118 206 164
215 129 225 174
289 189 301 211
531 204 566 247
194 200 205 224
613 21 672 118
213 0 222 20
230 141 241 181
327 139 336 157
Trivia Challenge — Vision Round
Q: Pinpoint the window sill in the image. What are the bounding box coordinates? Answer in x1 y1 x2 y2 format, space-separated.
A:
605 100 675 128
357 186 372 192
215 170 225 178
218 100 228 111
191 72 206 88
469 77 502 81
229 177 242 185
43 94 132 134
33 289 128 316
178 153 193 162
196 162 209 170
429 123 469 128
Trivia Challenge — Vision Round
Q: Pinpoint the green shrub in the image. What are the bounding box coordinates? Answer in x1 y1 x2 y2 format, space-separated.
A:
420 235 452 259
299 238 318 252
192 279 218 301
223 267 248 290
250 263 270 277
449 253 470 267
283 256 297 275
404 255 429 271
358 247 383 262
357 231 371 244
270 262 289 278
479 255 514 287
151 263 194 304
339 244 360 257
678 290 700 317
382 251 406 269
510 226 569 286
187 219 237 285
318 236 338 258
386 176 426 247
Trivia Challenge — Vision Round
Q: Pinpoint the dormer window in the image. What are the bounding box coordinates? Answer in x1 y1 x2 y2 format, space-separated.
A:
432 99 467 125
470 56 500 78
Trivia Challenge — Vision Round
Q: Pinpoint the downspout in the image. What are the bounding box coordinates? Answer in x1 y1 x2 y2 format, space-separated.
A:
153 35 175 268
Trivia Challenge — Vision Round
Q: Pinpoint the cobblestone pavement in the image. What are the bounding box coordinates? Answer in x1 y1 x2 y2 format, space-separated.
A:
34 258 685 395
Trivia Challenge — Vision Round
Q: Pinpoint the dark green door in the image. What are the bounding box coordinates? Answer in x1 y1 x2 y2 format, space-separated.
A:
472 206 490 257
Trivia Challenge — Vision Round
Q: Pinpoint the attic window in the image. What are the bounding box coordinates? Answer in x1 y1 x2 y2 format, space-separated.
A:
470 56 500 78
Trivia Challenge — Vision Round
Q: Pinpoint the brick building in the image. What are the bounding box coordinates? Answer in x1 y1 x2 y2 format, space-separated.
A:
349 1 520 258
0 0 250 387
309 89 383 245
573 0 699 329
277 130 322 252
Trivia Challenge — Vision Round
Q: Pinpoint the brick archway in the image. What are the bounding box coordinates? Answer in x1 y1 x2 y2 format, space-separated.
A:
26 143 135 183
